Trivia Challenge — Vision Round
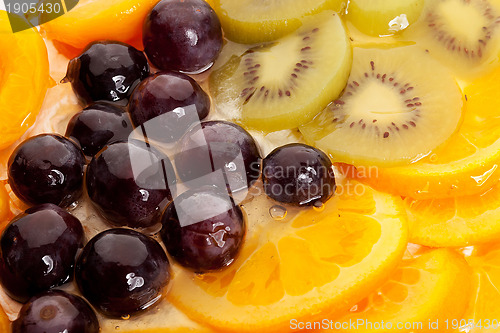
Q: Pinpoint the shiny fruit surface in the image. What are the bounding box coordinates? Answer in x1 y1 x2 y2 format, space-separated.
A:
66 102 133 157
0 204 84 302
86 140 176 229
75 228 170 318
12 290 99 333
160 188 245 272
128 71 210 143
143 0 223 72
8 134 86 207
65 41 149 104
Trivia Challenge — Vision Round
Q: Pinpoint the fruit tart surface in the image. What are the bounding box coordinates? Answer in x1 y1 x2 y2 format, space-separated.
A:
0 0 499 332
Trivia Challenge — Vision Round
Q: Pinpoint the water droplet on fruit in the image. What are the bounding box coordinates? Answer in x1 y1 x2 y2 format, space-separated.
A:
313 201 325 212
269 205 287 221
429 153 438 162
121 314 130 320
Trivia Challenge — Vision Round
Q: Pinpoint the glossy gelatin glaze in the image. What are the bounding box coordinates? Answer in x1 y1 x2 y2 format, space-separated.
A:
0 0 499 332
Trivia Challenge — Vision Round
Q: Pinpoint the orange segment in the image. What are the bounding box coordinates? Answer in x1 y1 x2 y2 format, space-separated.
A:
41 0 160 57
465 244 500 333
345 65 500 200
167 181 408 332
405 181 500 247
0 11 50 150
329 249 472 333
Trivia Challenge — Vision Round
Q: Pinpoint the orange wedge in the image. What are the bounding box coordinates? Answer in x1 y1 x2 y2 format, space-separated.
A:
167 181 408 332
405 181 500 247
465 244 500 333
41 0 159 58
0 11 50 150
329 249 472 333
345 65 500 200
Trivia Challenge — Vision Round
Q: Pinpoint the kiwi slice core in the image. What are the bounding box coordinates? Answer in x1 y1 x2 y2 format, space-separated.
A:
209 11 352 132
403 0 500 77
300 45 464 166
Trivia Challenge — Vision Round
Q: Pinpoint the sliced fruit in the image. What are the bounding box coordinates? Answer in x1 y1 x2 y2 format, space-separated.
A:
0 11 50 150
300 45 463 166
209 11 352 132
329 249 472 333
345 63 500 199
167 181 408 332
0 183 11 232
405 181 500 247
41 0 159 58
347 0 425 36
465 243 500 333
402 0 500 78
0 306 9 333
212 0 346 44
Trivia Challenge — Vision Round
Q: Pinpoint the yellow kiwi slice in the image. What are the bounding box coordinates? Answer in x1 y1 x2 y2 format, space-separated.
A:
212 0 346 44
347 0 425 36
209 11 352 132
402 0 500 78
300 45 463 167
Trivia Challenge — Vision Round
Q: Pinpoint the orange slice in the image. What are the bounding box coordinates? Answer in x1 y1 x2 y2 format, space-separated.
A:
167 181 408 332
344 64 500 200
405 181 500 247
41 0 159 58
329 249 472 332
464 244 500 333
0 11 50 150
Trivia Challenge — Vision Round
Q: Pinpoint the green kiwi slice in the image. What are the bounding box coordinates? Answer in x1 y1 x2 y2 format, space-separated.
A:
402 0 500 78
300 45 464 167
212 0 346 44
209 11 352 132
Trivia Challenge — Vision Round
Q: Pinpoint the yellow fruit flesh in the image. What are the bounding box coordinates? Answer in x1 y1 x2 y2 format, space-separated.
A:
167 181 408 332
0 11 50 150
329 249 472 333
402 0 500 79
212 0 346 44
210 11 352 132
347 0 425 36
465 244 500 333
300 45 463 166
41 0 159 53
405 181 500 247
354 64 500 199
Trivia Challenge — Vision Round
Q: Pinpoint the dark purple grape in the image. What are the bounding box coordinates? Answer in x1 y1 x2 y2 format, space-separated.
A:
75 228 170 317
262 143 336 206
160 188 245 272
65 102 133 156
0 204 84 302
65 41 149 104
143 0 223 73
128 71 210 143
8 134 86 207
86 140 176 229
175 121 261 193
12 290 99 333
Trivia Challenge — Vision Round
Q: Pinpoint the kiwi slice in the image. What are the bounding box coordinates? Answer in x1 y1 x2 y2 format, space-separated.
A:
347 0 425 36
212 0 346 44
300 45 463 167
209 11 352 132
402 0 500 78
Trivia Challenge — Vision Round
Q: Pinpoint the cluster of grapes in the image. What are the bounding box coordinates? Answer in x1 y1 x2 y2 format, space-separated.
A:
3 0 336 332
